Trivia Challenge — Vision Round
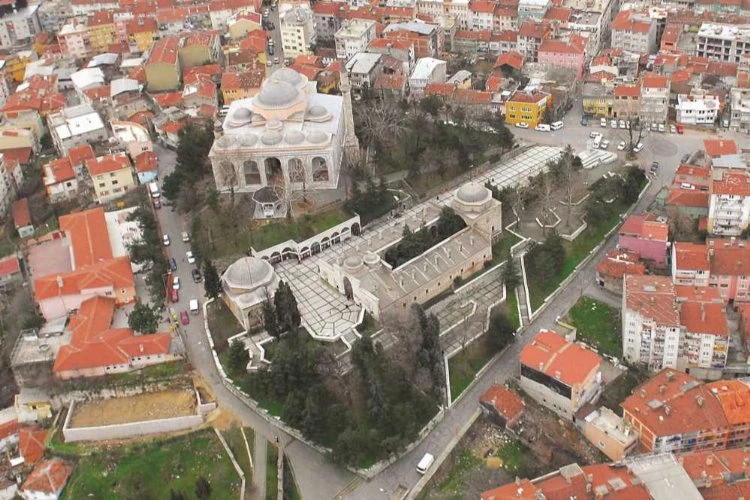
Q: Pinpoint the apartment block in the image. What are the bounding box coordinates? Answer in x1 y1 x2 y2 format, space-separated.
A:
611 10 657 55
280 7 315 58
708 168 750 236
697 23 750 63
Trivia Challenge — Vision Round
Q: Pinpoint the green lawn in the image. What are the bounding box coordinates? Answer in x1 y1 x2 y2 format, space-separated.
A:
566 297 621 356
283 454 302 500
61 430 240 500
206 299 244 354
223 426 254 488
251 208 353 251
492 231 522 264
266 444 279 500
448 334 495 401
495 439 532 476
505 289 520 331
433 449 483 496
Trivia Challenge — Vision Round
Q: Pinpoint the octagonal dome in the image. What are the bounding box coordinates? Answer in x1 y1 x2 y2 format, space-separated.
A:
224 257 274 291
261 130 283 145
272 67 305 87
456 182 491 204
256 79 301 108
307 130 327 144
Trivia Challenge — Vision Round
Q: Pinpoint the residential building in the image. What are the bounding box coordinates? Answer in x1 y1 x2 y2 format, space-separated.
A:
672 242 711 288
87 153 134 204
126 17 158 54
0 255 22 287
679 297 729 369
12 198 33 238
280 7 315 58
145 36 182 92
676 90 720 126
408 57 446 98
479 385 524 430
43 157 79 202
704 138 740 168
86 11 117 54
730 86 750 133
595 249 646 295
618 214 669 268
518 20 550 62
416 0 469 31
469 0 495 31
311 2 343 43
582 82 613 117
47 104 106 156
640 73 670 125
697 23 750 63
208 0 259 31
227 11 262 40
519 329 602 419
613 85 641 120
335 19 376 62
0 4 40 50
578 406 638 461
453 30 490 55
665 188 710 220
135 151 158 184
383 22 440 59
57 20 90 59
504 89 550 127
611 11 657 55
518 0 550 23
178 31 222 70
0 155 22 218
538 37 586 79
345 52 382 90
367 38 415 72
708 168 750 236
221 70 265 104
20 458 73 500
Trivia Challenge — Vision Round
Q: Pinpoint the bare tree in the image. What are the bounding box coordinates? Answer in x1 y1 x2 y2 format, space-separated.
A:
559 145 582 226
627 117 646 153
217 160 239 207
539 173 555 236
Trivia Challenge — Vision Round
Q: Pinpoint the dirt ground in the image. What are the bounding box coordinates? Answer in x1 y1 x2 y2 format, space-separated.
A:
70 390 197 427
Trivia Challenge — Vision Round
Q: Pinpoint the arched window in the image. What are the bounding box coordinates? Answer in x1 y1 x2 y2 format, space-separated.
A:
243 160 261 185
312 157 329 182
288 158 305 183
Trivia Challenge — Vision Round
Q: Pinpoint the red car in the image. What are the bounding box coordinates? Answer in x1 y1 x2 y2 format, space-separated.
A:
170 288 179 303
180 311 190 325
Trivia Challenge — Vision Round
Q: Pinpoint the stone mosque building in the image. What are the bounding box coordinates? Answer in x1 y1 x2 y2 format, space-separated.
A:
209 67 360 212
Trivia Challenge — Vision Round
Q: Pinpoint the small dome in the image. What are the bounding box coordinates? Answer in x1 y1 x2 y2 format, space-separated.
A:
261 131 283 145
267 118 283 131
232 107 252 120
307 105 327 118
307 130 327 144
363 252 379 266
456 182 490 204
224 257 273 290
343 255 363 271
239 135 258 147
285 130 304 144
256 79 300 108
272 67 304 87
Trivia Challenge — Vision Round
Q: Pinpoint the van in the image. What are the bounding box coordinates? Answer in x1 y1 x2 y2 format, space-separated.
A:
550 121 563 130
593 135 602 148
416 453 434 474
534 124 550 132
148 182 160 199
189 299 199 315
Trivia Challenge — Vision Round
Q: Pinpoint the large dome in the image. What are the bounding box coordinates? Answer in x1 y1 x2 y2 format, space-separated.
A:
456 182 490 204
272 67 305 87
256 79 301 108
224 257 274 290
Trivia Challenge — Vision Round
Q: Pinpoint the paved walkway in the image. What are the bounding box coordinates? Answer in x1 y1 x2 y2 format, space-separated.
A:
254 435 267 499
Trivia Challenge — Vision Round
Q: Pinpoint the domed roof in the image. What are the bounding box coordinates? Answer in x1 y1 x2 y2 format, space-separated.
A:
363 252 379 266
343 255 363 271
239 134 258 147
285 130 304 144
307 105 327 118
224 257 273 290
267 118 282 131
256 79 301 108
261 130 283 145
307 130 327 144
272 67 305 87
232 107 252 120
456 182 490 204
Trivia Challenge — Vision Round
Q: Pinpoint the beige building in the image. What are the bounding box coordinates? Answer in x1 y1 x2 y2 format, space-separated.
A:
228 12 262 40
145 36 182 92
280 7 315 58
86 153 135 203
178 31 222 69
579 406 638 461
318 182 502 320
221 257 280 330
0 127 37 152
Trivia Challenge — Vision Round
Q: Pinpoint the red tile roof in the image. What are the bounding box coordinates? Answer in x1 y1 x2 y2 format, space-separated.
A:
666 189 709 208
543 6 571 21
58 207 112 269
712 169 750 196
704 138 738 157
1 147 32 165
624 275 679 325
508 89 548 104
680 301 728 337
238 29 269 53
673 242 710 271
620 214 668 241
151 91 183 108
21 458 73 495
147 35 180 65
480 385 524 421
539 39 584 55
68 144 95 166
469 0 495 13
675 285 722 303
221 70 264 90
614 85 640 97
708 61 738 78
135 151 158 173
35 257 134 303
519 330 601 386
710 239 750 276
12 198 31 229
19 426 47 464
494 51 524 71
642 73 668 89
183 64 221 84
44 157 76 185
374 73 405 91
612 11 652 34
455 29 491 41
368 38 411 51
0 255 20 278
86 153 131 177
519 20 549 39
596 249 646 279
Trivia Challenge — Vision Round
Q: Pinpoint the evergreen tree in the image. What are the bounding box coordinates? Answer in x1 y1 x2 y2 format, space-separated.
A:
203 260 222 299
227 340 249 375
501 252 521 291
128 302 160 334
488 312 515 351
262 297 280 338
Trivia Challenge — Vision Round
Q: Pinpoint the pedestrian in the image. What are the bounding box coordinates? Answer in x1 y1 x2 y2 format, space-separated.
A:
275 435 279 444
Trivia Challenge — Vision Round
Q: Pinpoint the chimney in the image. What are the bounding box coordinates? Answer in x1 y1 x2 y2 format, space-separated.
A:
56 275 63 288
470 236 474 246
434 255 439 266
707 455 714 466
139 343 144 353
640 388 647 398
659 384 666 394
399 277 404 287
666 371 675 381
458 243 463 252
696 395 704 407
664 405 671 415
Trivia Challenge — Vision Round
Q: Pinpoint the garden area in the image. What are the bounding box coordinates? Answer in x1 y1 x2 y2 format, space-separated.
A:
266 444 279 500
61 429 241 500
565 297 621 356
222 425 254 496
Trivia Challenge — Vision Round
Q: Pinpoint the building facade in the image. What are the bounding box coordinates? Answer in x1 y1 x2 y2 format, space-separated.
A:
280 7 315 58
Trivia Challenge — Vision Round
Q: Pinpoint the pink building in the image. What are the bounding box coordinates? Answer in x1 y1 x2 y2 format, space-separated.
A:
537 36 586 79
618 214 669 268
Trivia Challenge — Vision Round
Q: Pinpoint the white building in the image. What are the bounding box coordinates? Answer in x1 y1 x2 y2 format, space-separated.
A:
47 104 107 157
416 0 469 30
611 11 657 55
334 19 377 62
518 0 550 23
280 6 315 58
0 61 11 108
0 5 41 49
221 257 280 330
409 57 447 98
345 52 382 90
708 168 750 237
469 1 494 31
676 91 720 126
697 23 750 63
730 87 750 133
0 155 23 218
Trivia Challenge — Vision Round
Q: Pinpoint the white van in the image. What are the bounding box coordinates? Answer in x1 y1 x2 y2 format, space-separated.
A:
148 182 160 199
189 299 199 315
416 453 434 474
550 121 564 130
534 124 550 132
593 135 602 148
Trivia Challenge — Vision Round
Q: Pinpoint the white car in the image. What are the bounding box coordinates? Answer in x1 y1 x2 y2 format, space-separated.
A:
633 142 644 153
619 120 626 129
534 124 550 132
172 276 180 290
670 124 677 134
589 131 602 139
600 117 607 127
162 234 170 246
617 141 626 151
599 140 610 149
610 119 617 128
181 231 190 243
186 251 195 264
658 123 665 133
514 122 529 129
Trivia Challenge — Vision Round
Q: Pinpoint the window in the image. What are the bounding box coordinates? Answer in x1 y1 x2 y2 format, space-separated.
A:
98 182 106 187
243 160 260 185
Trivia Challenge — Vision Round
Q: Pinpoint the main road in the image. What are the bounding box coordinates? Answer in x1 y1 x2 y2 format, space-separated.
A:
151 114 750 498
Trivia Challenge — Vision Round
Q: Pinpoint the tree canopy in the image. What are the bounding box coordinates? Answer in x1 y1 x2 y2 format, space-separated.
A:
128 302 160 334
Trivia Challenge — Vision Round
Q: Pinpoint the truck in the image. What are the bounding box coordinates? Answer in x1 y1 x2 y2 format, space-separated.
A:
148 182 160 199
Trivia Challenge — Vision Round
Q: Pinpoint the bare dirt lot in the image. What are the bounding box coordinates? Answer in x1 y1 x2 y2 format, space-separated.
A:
70 389 196 427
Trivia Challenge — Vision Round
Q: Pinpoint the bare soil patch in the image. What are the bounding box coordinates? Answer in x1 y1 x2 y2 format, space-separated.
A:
70 389 196 427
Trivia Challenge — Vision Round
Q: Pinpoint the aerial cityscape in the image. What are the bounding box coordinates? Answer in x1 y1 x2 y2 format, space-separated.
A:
0 0 750 497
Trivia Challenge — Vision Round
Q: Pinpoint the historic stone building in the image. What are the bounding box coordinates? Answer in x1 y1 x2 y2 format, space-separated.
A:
209 67 359 203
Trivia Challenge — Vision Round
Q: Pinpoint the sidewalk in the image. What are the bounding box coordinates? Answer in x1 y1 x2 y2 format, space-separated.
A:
254 435 267 499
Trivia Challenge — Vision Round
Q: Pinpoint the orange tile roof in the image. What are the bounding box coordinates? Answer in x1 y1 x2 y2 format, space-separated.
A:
612 10 652 34
681 448 750 490
711 169 750 196
0 416 19 440
493 30 518 42
509 89 548 104
374 73 405 91
539 39 584 55
705 380 750 425
44 157 76 185
455 29 491 41
147 35 180 65
0 255 20 278
288 63 322 81
1 147 32 165
86 153 131 177
704 138 738 157
183 64 221 84
666 188 709 208
494 51 524 71
22 459 74 496
679 301 728 337
482 479 539 499
537 463 650 500
88 10 114 26
520 330 601 386
135 151 158 173
470 0 495 13
620 214 668 241
673 242 710 271
480 385 524 420
12 198 31 228
161 121 186 134
151 91 183 108
454 88 492 105
19 426 47 464
614 85 640 97
596 249 646 279
221 70 264 90
368 38 411 51
675 285 722 303
710 239 750 276
708 61 738 78
238 30 268 53
126 16 158 34
518 20 549 39
67 144 95 166
182 30 219 48
642 73 668 89
58 207 113 269
624 275 679 325
424 82 454 97
543 6 571 21
676 164 710 178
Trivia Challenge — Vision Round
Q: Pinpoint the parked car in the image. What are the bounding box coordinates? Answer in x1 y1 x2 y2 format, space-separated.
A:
172 276 180 290
162 234 170 246
681 153 691 163
617 141 626 151
633 142 644 153
580 115 589 126
170 288 179 303
169 258 177 272
619 120 626 129
650 161 659 172
534 124 550 132
676 124 684 134
192 269 202 283
670 124 677 134
186 251 195 264
181 231 190 242
600 117 607 127
180 311 190 325
610 119 617 128
599 140 610 149
650 123 658 131
514 122 529 129
153 197 161 209
189 299 199 314
658 123 665 133
273 57 280 64
589 131 602 139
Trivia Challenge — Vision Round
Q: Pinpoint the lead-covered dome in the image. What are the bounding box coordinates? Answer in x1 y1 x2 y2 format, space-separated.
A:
256 79 301 108
224 257 274 291
272 67 305 87
456 182 490 204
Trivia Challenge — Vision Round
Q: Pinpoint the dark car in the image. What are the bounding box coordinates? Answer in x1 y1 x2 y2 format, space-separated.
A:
580 115 589 126
681 154 691 164
169 257 177 272
650 161 659 172
192 269 202 283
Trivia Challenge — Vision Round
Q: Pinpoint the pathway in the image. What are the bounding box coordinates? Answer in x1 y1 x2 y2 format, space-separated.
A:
254 434 267 499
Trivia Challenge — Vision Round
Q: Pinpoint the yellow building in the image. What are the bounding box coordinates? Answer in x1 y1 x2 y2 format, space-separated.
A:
582 83 613 118
145 36 182 92
228 12 262 40
3 50 37 83
0 127 38 152
127 17 159 54
504 89 551 128
15 391 53 424
178 31 222 69
86 153 135 203
87 11 117 54
221 70 265 104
